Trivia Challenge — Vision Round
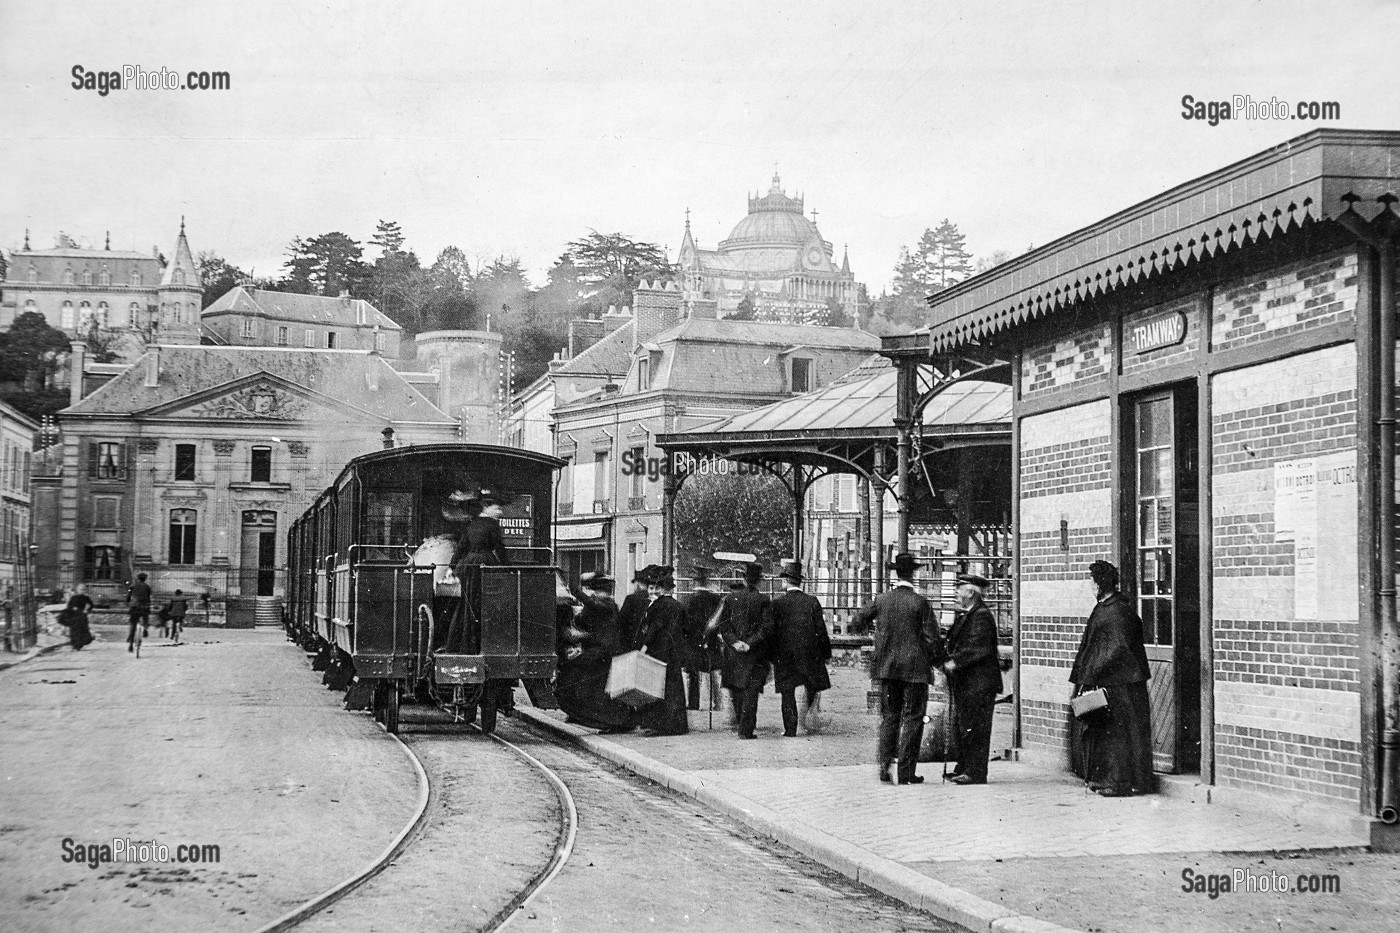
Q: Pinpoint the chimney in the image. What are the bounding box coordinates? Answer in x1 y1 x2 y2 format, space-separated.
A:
632 278 682 346
69 341 87 406
381 426 395 449
144 345 160 388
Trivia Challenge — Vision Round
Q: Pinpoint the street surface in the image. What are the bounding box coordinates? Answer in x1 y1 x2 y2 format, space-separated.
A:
1 625 961 932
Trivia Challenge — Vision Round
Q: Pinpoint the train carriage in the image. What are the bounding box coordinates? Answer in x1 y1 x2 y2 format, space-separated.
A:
287 444 566 733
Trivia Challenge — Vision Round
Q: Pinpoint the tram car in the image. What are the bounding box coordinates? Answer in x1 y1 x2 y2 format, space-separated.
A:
287 444 567 734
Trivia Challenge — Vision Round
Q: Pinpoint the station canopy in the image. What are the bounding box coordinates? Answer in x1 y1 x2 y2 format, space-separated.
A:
657 354 1010 480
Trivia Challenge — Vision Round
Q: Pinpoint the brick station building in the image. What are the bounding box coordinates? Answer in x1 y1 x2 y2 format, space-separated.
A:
910 129 1400 840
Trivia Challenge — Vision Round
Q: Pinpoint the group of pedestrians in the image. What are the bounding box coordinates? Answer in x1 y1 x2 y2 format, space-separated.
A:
51 573 191 654
862 552 1154 794
555 559 833 739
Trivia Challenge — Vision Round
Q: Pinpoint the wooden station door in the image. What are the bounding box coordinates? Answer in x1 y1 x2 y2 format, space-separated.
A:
1129 386 1201 774
241 510 278 597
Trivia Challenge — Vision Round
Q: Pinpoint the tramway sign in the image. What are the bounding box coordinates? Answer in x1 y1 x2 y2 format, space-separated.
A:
1126 309 1187 354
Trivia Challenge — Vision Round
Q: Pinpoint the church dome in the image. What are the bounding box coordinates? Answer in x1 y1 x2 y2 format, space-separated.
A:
718 172 822 251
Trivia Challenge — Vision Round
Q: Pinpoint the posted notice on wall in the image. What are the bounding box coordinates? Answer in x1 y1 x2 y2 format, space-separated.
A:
1273 452 1357 620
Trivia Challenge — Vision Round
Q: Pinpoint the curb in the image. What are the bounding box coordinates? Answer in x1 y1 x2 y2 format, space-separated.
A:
0 640 68 673
515 708 1086 933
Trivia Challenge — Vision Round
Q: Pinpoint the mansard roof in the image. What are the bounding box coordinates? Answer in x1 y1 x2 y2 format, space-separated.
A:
61 346 449 423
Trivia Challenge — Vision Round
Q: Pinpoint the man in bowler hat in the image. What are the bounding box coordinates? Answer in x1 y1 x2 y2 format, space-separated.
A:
770 559 832 737
942 573 1003 784
856 552 941 784
717 561 774 739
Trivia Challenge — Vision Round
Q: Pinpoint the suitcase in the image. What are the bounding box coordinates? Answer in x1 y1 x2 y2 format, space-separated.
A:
606 650 668 708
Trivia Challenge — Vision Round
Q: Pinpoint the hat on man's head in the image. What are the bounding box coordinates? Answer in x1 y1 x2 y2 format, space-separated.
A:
778 559 804 583
580 571 614 590
743 561 764 585
887 552 918 576
691 562 713 584
957 572 990 589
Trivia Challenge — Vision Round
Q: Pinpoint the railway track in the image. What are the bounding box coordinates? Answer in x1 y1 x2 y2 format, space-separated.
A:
252 710 578 933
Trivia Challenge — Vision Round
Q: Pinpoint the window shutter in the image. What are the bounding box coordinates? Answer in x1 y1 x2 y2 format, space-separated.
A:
88 442 99 478
117 443 128 479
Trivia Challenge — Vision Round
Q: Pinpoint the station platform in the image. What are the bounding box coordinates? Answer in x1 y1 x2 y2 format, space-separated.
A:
519 665 1395 933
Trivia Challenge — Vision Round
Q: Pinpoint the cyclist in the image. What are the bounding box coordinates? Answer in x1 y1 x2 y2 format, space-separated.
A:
168 589 189 644
127 573 152 654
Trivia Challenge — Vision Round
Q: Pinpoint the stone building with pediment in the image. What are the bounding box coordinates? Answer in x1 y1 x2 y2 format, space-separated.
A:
30 345 460 622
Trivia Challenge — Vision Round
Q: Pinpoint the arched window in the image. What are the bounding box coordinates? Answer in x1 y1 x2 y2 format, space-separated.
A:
77 301 92 331
63 268 75 285
97 302 109 328
130 269 141 286
99 266 111 286
188 302 197 323
169 509 197 565
27 266 37 283
23 299 37 318
171 303 182 325
82 268 93 286
128 301 141 326
60 301 74 329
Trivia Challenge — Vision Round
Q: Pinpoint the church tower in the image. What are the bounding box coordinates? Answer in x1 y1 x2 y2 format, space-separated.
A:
156 218 201 345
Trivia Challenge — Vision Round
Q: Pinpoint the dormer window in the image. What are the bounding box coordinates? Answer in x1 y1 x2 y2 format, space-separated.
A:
82 269 93 285
638 356 650 391
130 269 141 286
27 266 37 283
64 268 75 285
791 357 811 393
173 269 185 285
99 266 111 286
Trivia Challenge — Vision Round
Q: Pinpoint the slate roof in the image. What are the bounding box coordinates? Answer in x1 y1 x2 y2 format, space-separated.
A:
553 319 634 376
62 347 451 423
653 317 878 350
202 287 402 331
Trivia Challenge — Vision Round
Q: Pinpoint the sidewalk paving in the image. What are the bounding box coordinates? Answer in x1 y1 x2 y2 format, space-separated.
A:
518 665 1392 933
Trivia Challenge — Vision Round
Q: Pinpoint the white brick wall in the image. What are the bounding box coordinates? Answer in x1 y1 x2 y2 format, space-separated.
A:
1215 680 1360 744
1021 398 1111 449
1211 343 1356 414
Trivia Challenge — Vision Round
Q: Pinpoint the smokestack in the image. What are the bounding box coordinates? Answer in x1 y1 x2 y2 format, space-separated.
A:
145 346 160 388
69 341 87 406
381 426 395 449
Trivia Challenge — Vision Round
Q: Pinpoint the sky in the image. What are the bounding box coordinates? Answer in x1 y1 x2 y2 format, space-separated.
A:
2 1 1399 294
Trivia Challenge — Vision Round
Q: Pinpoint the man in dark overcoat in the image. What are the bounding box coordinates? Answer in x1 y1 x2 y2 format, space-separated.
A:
617 565 659 649
680 562 725 710
771 560 832 737
856 552 941 784
717 561 774 739
1070 559 1155 796
942 573 1002 785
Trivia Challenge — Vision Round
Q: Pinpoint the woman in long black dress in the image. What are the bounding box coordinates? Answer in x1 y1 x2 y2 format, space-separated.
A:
555 572 636 733
1070 560 1155 796
634 568 689 736
65 586 95 651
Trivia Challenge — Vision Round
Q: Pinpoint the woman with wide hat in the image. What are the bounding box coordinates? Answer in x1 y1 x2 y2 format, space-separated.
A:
556 571 637 733
634 567 689 735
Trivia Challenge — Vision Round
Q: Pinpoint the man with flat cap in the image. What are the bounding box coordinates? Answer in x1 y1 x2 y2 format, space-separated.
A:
857 552 941 784
942 572 1003 785
771 559 832 737
717 561 775 739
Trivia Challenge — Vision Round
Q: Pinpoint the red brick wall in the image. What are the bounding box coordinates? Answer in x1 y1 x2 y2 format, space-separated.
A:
1020 325 1111 398
1017 399 1113 752
1212 251 1357 351
1210 341 1361 805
